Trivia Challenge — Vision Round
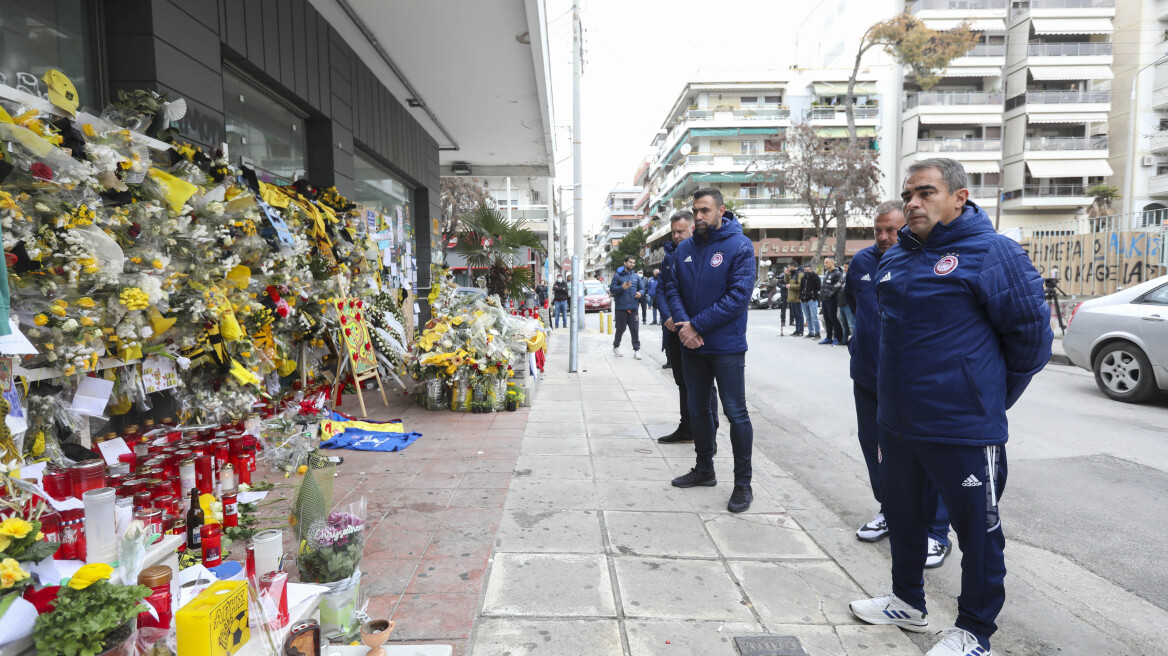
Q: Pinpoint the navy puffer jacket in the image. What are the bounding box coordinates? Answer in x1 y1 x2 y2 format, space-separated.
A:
875 202 1052 445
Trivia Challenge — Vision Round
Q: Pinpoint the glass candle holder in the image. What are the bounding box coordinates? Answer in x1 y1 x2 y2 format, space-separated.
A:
82 487 117 564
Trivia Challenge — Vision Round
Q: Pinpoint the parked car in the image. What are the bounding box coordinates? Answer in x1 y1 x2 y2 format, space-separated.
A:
1063 274 1168 403
750 285 771 309
582 281 611 313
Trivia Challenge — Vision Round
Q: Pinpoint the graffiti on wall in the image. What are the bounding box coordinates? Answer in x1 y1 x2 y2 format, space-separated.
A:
1022 231 1165 296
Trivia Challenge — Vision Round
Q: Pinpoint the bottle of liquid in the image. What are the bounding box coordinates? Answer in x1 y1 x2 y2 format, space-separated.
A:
186 487 204 551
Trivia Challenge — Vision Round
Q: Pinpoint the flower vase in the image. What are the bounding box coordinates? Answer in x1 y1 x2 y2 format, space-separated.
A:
96 619 137 656
493 379 507 411
425 379 446 411
451 380 471 412
318 572 362 638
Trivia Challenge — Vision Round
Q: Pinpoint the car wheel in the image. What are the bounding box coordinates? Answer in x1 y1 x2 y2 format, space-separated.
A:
1092 342 1157 403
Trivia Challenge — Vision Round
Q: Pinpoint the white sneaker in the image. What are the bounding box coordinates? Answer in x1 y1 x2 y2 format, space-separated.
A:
613 347 624 357
856 512 888 542
849 593 928 633
633 350 643 360
926 627 990 656
925 537 952 569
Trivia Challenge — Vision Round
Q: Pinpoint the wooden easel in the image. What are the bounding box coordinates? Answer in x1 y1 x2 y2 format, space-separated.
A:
330 347 388 418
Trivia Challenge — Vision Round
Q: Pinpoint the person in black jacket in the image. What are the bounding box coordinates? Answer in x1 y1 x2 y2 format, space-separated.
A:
818 258 845 345
799 265 821 339
535 281 548 309
551 275 570 328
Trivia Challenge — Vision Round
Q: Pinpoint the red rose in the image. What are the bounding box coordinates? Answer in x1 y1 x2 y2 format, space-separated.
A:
336 302 344 310
30 163 52 181
345 328 351 335
340 316 347 324
349 300 356 309
276 306 289 318
355 313 362 322
364 343 371 350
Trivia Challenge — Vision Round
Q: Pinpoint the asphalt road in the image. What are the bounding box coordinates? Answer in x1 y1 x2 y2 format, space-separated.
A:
628 307 1168 656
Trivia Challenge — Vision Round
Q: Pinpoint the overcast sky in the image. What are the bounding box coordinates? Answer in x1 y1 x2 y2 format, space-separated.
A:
545 0 819 236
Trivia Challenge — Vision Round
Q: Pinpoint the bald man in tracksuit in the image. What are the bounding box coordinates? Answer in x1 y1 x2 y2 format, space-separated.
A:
849 159 1051 656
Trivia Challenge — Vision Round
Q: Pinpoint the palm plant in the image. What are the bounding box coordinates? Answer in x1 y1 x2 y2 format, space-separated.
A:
454 203 546 301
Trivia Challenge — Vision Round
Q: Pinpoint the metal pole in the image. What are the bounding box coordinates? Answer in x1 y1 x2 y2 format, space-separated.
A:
569 0 584 372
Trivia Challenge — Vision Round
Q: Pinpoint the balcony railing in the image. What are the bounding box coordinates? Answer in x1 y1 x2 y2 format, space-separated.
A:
808 106 880 120
684 108 714 121
967 185 1000 198
684 154 715 165
967 43 1007 56
912 0 1007 10
1024 135 1109 150
733 154 759 165
732 197 803 208
905 91 1003 108
917 138 1002 152
1027 42 1112 56
733 107 792 120
1002 183 1088 200
1024 90 1111 104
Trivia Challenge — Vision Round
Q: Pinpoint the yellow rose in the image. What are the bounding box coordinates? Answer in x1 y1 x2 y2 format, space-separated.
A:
68 562 113 590
0 558 29 589
77 297 95 308
34 314 48 326
0 517 33 540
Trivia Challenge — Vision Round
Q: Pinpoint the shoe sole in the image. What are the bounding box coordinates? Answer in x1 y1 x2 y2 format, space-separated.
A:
657 438 695 444
849 605 929 633
672 478 717 488
856 532 889 543
727 501 752 513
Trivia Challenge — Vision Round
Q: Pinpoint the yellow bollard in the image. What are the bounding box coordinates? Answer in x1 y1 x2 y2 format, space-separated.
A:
607 312 614 335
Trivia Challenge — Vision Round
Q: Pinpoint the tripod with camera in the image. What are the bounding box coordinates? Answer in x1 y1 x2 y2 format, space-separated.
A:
1044 277 1066 336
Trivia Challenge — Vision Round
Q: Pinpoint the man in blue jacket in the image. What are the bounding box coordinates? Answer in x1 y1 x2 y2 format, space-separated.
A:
610 255 644 359
846 200 951 567
665 188 756 513
655 210 718 445
849 159 1052 656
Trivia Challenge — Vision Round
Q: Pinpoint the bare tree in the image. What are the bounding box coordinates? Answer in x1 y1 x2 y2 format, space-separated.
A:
441 177 495 241
758 123 881 266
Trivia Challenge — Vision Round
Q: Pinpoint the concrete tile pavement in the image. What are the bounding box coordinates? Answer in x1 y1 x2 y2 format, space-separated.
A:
470 329 925 656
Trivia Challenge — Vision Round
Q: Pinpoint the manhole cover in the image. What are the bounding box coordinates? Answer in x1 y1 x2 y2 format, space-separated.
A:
734 635 808 656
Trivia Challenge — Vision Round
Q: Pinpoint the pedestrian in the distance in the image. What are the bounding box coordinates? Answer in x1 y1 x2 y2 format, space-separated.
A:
665 188 756 513
551 275 569 329
818 258 845 346
838 262 855 344
610 255 644 359
786 263 803 335
849 158 1052 656
535 280 548 309
800 264 821 339
648 269 661 325
846 200 951 566
656 210 718 444
639 270 651 324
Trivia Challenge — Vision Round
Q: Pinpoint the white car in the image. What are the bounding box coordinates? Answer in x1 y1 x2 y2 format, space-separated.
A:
1062 274 1168 403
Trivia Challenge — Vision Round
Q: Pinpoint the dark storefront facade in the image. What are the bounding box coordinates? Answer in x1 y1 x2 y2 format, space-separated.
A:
1 0 440 313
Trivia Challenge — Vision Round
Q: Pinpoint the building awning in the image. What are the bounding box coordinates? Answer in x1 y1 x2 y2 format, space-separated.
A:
919 113 1002 124
646 224 671 243
940 67 1004 78
1029 65 1113 81
1027 112 1109 123
1026 160 1113 177
813 82 877 96
1031 18 1113 35
962 161 1001 174
816 126 878 138
924 18 1006 32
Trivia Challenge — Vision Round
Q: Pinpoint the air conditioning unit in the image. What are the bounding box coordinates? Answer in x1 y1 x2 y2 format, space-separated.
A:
1142 155 1155 167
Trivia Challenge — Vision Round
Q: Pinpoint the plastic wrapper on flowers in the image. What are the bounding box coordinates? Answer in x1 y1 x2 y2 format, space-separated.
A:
256 392 327 473
296 497 367 584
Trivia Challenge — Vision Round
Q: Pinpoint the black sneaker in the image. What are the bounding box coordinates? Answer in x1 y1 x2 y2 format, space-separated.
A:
671 468 716 488
657 427 694 444
662 362 672 369
728 485 753 512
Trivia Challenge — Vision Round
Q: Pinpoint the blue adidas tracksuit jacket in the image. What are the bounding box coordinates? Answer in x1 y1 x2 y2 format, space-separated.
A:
664 211 755 354
610 267 643 311
875 202 1052 445
655 241 678 322
845 245 882 391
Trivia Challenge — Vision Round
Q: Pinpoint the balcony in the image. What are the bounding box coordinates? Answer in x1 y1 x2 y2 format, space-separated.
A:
1151 131 1168 154
1010 0 1116 19
807 106 880 125
1001 183 1092 208
966 185 1001 202
1027 42 1111 56
1022 89 1111 104
733 107 792 121
968 43 1007 56
906 91 1003 108
1024 135 1108 150
1154 85 1168 111
917 138 1002 152
1149 174 1168 197
912 0 1006 10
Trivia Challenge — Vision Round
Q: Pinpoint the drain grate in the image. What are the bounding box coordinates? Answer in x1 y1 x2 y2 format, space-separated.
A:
733 635 809 656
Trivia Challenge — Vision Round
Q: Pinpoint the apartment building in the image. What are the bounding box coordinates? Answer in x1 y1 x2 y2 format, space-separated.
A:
900 0 1119 229
444 175 557 286
1112 0 1168 224
584 187 643 280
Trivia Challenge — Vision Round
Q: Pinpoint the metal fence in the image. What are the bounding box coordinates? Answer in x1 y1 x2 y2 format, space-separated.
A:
1016 209 1166 297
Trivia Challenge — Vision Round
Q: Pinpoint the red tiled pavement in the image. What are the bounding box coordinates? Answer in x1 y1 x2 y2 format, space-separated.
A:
333 390 529 650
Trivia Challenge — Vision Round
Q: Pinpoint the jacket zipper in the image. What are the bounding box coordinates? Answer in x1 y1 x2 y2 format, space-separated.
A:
894 232 924 439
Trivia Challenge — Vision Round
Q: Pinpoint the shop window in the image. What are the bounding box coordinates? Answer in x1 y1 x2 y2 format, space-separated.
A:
0 0 98 107
352 149 412 222
223 68 306 185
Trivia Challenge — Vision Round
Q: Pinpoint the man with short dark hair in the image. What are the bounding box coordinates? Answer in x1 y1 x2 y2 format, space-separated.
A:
611 255 644 359
551 275 569 328
800 264 821 339
818 258 845 346
666 188 756 513
849 159 1052 656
